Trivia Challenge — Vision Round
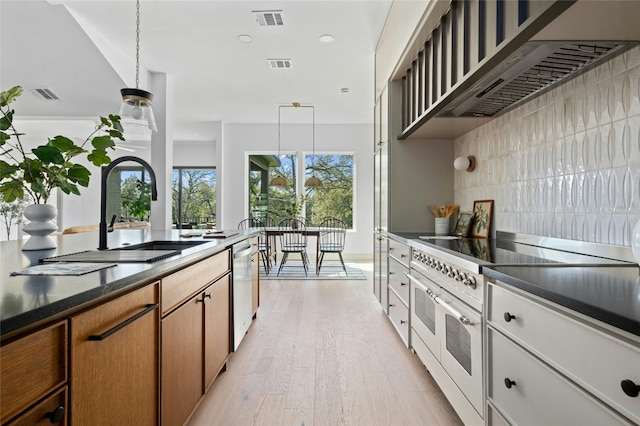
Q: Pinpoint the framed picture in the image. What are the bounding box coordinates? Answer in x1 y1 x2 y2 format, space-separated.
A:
472 199 494 238
454 211 474 237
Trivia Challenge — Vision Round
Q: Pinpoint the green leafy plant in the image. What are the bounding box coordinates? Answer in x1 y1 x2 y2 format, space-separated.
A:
284 193 307 217
0 86 124 204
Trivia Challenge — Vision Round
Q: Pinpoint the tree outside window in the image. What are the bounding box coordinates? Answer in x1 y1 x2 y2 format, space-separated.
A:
172 168 216 229
305 154 353 228
248 153 353 228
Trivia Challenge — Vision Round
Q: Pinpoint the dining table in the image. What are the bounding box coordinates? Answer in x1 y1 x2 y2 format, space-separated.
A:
263 226 322 272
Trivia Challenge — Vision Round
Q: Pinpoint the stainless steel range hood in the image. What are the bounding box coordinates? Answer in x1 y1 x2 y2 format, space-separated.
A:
400 0 640 139
439 40 636 118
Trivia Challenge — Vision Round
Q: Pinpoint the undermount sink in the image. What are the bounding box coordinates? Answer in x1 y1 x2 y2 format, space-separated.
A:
41 240 209 263
112 240 209 251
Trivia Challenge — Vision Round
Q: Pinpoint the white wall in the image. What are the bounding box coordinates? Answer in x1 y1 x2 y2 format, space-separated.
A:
220 122 374 257
454 46 640 246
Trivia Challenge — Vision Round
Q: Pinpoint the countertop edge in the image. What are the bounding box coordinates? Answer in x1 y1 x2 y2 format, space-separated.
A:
1 229 259 340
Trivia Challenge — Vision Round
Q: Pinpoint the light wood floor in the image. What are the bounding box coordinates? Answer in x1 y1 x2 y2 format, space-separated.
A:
189 262 464 426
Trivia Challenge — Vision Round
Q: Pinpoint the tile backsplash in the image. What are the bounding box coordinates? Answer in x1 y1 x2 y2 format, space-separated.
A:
454 46 640 246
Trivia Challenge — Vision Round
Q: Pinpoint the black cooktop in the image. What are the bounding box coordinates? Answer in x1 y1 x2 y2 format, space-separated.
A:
415 236 629 266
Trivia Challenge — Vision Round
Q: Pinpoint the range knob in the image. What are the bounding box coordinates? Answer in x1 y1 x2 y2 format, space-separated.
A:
463 276 477 289
454 270 464 281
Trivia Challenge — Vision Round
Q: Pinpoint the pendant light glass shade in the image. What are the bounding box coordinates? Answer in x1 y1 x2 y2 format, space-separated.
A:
119 88 157 133
120 0 157 133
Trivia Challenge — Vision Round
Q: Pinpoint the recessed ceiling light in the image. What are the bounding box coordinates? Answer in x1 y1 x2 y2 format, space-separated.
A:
319 34 335 44
238 34 253 43
341 88 350 93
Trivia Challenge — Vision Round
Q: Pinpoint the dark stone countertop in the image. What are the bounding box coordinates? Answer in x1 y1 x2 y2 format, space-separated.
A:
482 265 640 338
0 228 258 339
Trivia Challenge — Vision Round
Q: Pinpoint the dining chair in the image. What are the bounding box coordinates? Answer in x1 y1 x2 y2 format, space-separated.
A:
317 217 348 276
260 215 278 272
277 217 310 276
237 218 271 274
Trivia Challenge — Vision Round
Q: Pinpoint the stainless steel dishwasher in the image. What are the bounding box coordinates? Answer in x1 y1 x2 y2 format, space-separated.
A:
232 240 253 350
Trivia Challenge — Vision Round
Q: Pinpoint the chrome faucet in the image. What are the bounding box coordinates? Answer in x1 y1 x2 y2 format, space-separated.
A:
98 156 158 250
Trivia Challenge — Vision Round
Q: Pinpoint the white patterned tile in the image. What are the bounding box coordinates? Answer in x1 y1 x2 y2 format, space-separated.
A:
611 72 627 122
584 85 599 129
574 89 586 133
574 173 586 214
628 65 640 117
597 215 612 244
611 214 628 246
452 47 640 246
584 129 599 172
598 78 612 124
599 169 612 214
598 123 614 169
585 171 599 213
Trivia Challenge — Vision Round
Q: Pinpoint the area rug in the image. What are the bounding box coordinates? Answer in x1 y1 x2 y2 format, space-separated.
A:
260 259 366 280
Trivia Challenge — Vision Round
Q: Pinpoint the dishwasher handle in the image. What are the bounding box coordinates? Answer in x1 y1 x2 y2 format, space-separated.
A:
233 246 252 259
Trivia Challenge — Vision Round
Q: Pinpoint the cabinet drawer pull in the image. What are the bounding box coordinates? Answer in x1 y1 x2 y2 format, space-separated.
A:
504 378 516 389
45 406 65 423
88 303 158 341
621 379 640 397
197 293 213 304
503 312 516 322
400 320 407 324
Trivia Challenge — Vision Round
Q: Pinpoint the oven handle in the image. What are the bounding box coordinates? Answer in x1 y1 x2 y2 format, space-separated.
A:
405 272 473 326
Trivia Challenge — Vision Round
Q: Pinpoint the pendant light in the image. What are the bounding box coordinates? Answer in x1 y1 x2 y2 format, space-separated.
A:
304 104 322 187
119 0 157 133
269 104 287 186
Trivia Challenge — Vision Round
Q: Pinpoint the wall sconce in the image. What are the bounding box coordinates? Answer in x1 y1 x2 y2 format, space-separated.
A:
454 155 476 172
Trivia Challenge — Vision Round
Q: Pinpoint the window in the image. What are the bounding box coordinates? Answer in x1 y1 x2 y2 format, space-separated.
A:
248 153 354 228
172 168 216 229
305 154 353 228
248 154 297 222
105 167 152 222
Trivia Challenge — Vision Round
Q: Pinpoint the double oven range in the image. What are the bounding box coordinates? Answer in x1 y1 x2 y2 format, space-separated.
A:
405 233 628 425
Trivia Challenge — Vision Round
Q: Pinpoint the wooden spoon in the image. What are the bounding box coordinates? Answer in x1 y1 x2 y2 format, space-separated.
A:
428 204 439 217
439 205 447 218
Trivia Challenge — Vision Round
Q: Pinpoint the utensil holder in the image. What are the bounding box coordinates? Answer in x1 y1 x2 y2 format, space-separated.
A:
435 217 449 235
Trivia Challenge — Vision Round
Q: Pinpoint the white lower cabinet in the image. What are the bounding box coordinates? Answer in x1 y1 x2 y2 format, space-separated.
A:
486 281 640 425
487 328 629 425
388 289 409 346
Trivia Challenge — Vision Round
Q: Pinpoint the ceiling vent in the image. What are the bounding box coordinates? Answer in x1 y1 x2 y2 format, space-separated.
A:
268 59 292 69
253 10 284 27
31 88 60 100
442 41 636 118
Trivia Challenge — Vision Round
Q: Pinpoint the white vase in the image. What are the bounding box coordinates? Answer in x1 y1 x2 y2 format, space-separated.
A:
22 204 57 251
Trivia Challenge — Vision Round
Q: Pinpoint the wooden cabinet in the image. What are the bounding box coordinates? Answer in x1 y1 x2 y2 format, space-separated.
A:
161 288 205 426
70 283 159 426
1 321 67 425
204 274 231 391
161 249 232 426
486 281 640 425
7 387 67 426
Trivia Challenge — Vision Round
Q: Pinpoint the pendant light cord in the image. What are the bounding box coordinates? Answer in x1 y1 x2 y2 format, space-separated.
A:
135 0 140 89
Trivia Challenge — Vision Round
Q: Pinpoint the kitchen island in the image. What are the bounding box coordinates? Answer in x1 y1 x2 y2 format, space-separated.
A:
0 228 259 426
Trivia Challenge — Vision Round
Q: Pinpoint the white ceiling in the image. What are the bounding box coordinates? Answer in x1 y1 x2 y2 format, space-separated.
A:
0 0 393 141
